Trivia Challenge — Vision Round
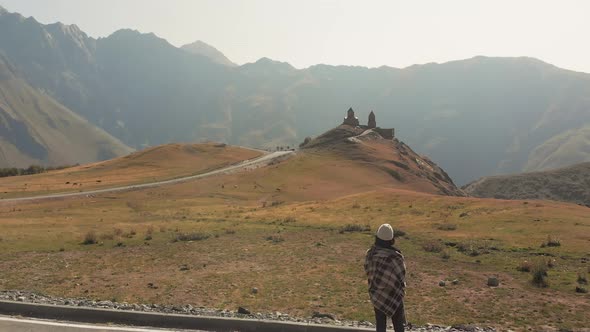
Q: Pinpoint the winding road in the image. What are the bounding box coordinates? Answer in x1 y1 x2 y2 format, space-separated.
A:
0 151 294 204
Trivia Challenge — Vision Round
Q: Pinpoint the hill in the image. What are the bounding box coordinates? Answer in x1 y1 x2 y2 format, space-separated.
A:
1 7 590 184
181 40 236 67
463 161 590 206
0 142 261 198
0 54 132 168
524 124 590 171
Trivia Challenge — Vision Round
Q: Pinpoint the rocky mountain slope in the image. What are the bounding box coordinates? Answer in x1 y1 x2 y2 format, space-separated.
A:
463 162 590 206
0 54 132 168
1 6 590 184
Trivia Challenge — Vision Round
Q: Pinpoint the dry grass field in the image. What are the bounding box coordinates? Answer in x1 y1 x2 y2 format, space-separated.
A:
0 143 262 199
0 144 588 331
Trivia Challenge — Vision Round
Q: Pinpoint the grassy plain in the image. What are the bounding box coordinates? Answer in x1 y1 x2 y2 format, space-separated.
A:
0 146 588 331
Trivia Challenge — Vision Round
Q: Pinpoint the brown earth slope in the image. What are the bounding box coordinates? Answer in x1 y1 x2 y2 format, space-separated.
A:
463 162 590 206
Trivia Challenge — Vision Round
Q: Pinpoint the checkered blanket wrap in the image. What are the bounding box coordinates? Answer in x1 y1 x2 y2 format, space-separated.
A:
364 246 406 317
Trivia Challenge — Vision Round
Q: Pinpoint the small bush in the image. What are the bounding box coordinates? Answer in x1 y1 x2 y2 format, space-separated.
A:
576 286 588 293
113 228 123 236
270 201 284 207
339 224 370 233
283 216 297 223
352 203 361 209
440 250 451 260
423 240 443 253
265 235 284 243
437 223 457 231
383 168 402 181
578 272 588 285
225 229 236 235
144 234 153 241
173 233 210 242
82 231 97 245
541 235 561 247
531 261 549 287
394 229 406 237
517 260 532 272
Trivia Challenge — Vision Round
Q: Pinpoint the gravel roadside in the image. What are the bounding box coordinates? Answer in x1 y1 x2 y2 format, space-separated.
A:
0 290 496 332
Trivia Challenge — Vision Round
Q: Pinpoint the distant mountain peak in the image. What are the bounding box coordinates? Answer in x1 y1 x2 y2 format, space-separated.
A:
181 40 236 67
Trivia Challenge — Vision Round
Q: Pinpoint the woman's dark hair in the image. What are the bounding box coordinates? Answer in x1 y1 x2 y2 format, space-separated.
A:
375 236 395 248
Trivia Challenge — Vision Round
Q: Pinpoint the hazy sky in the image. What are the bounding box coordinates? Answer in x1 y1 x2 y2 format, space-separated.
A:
1 0 589 72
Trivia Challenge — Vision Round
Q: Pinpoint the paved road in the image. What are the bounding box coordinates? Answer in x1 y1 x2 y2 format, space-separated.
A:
0 151 294 204
0 315 207 332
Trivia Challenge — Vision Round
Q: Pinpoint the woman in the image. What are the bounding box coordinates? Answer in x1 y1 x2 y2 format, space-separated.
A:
364 223 406 332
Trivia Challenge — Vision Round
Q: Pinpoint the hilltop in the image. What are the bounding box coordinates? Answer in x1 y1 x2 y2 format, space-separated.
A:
463 161 590 206
299 121 463 196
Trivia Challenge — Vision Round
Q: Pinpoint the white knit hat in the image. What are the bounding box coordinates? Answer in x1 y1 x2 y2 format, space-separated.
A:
376 223 394 241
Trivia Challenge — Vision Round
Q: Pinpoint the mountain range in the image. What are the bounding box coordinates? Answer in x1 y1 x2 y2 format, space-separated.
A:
1 5 589 184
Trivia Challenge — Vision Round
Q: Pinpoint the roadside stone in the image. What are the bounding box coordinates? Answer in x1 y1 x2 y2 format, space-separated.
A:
439 280 446 287
237 306 251 315
487 277 500 287
251 287 258 294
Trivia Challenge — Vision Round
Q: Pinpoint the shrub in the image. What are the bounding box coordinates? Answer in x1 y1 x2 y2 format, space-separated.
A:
173 233 210 242
352 203 361 209
423 240 443 253
225 229 236 235
576 286 588 293
113 228 123 236
531 261 549 287
440 250 451 260
394 229 406 237
383 168 402 181
437 223 457 231
541 235 561 247
517 260 532 272
578 272 588 285
283 216 297 223
265 235 284 243
82 231 97 245
339 224 370 233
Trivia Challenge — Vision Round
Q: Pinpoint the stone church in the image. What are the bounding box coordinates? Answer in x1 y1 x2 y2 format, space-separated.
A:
342 108 394 139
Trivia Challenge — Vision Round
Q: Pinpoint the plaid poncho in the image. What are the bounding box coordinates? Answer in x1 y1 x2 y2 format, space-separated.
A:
364 245 406 317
